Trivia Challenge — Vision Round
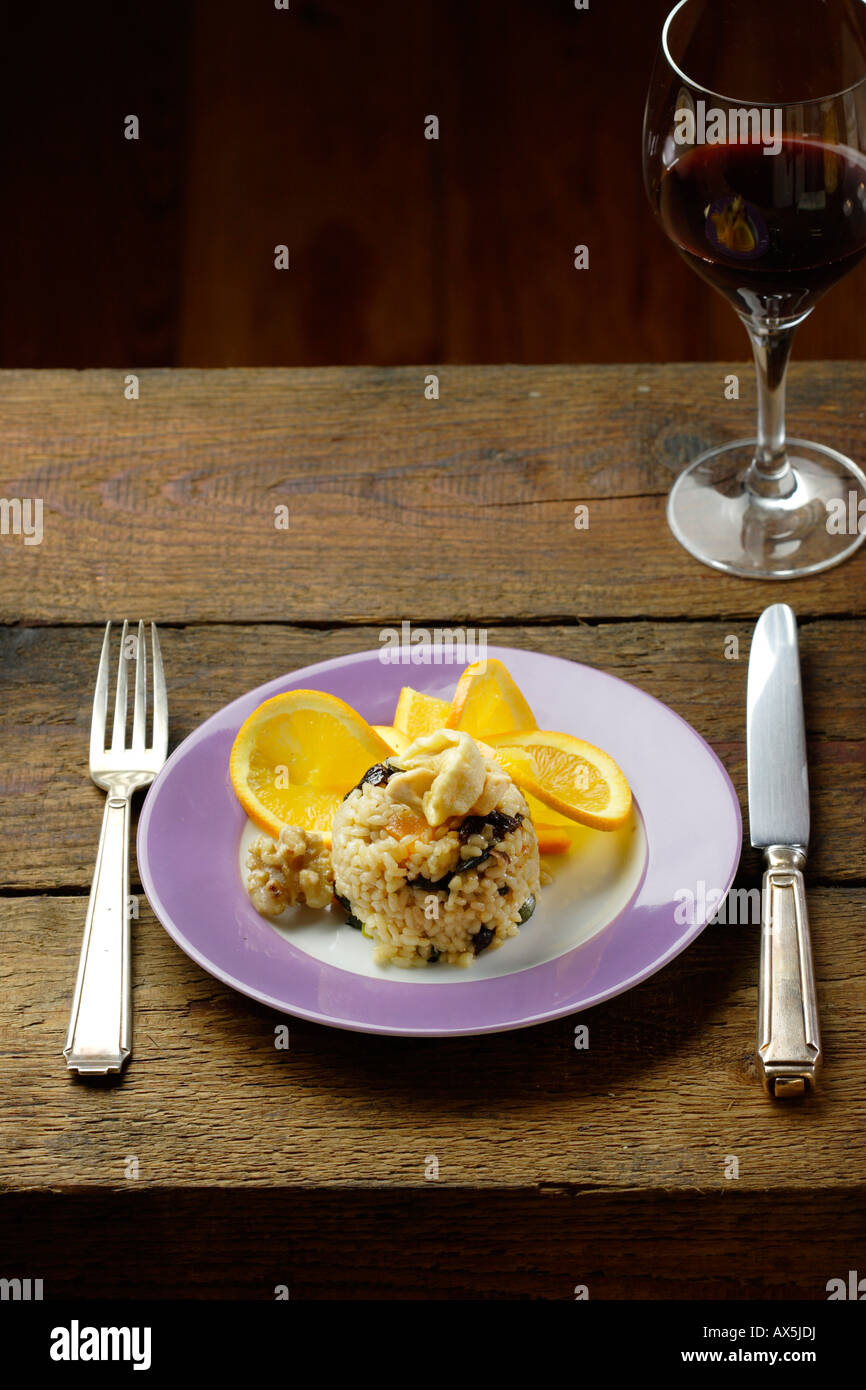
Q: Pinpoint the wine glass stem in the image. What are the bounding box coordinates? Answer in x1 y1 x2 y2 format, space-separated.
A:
744 322 798 499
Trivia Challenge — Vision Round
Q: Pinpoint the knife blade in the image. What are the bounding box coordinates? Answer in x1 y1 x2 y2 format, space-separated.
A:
747 603 821 1098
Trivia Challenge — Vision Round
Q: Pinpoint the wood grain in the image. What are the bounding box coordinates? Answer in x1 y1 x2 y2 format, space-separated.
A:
2 1189 862 1299
0 4 191 368
2 888 863 1193
179 0 437 366
0 619 863 890
173 0 866 367
7 0 866 369
2 365 866 623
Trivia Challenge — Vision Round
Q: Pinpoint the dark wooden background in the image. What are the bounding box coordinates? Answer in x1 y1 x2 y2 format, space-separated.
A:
4 0 866 369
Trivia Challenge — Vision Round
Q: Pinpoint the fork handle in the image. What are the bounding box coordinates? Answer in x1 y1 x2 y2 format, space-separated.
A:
756 846 821 1098
64 795 132 1074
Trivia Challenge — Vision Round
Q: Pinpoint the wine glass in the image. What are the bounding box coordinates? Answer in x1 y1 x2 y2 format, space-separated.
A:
644 0 866 578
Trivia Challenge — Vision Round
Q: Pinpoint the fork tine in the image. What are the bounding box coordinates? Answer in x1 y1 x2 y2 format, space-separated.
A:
89 622 112 766
150 623 168 758
131 619 147 750
111 618 130 750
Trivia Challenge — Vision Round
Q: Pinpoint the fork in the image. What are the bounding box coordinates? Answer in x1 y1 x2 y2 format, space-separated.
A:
64 621 168 1075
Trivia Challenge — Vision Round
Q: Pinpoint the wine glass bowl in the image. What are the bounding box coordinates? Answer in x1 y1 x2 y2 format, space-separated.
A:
644 0 866 578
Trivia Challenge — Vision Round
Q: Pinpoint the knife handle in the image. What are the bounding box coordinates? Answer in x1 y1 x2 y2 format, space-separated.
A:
757 846 822 1098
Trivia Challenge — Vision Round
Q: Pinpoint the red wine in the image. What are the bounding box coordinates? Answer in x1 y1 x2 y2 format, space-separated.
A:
657 137 866 320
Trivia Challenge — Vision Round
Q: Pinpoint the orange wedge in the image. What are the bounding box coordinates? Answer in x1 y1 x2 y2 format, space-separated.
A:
446 659 538 739
393 687 451 739
373 724 412 756
486 730 632 831
534 824 573 855
230 690 391 840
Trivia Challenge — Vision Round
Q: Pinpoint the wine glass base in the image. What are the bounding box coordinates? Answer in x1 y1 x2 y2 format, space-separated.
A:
667 438 866 579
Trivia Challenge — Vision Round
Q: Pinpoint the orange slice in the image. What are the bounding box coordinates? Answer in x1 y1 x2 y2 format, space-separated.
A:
486 730 632 831
393 687 451 739
230 690 391 840
446 659 538 739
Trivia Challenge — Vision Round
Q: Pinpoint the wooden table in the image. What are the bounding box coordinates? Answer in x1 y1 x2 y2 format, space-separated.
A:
2 365 864 1300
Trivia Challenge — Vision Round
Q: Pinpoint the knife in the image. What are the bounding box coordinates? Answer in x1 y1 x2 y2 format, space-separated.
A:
747 603 821 1098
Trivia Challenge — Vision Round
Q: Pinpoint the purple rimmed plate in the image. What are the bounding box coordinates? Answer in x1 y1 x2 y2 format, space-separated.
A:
137 645 741 1036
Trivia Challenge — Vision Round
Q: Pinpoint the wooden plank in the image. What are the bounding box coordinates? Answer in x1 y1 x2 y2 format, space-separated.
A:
2 887 863 1193
436 0 866 366
178 0 437 366
1 1188 862 1299
2 366 866 623
0 6 191 368
436 0 711 364
1 620 862 889
177 0 866 367
4 0 865 372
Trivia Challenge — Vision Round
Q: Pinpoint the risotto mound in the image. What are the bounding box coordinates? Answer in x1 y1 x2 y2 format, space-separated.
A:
330 729 541 967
